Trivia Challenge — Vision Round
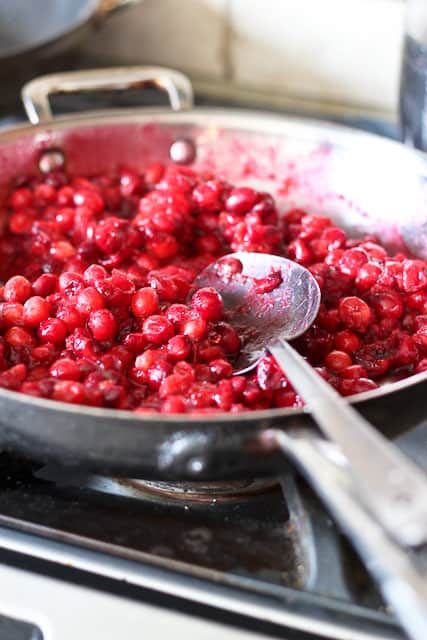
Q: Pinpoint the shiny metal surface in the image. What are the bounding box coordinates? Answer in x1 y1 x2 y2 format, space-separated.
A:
22 66 194 125
0 73 426 478
193 252 321 374
0 0 138 71
274 430 427 640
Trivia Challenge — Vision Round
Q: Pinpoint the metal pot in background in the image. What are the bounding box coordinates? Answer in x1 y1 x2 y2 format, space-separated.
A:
0 0 139 110
399 0 427 150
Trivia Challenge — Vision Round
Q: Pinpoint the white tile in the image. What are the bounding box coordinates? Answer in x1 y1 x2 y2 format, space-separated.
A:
229 0 405 112
81 0 228 79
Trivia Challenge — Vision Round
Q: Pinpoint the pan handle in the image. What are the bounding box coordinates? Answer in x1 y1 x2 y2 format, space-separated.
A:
21 66 194 125
266 429 427 640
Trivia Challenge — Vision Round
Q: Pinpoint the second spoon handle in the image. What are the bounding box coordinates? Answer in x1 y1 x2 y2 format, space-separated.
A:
269 337 427 547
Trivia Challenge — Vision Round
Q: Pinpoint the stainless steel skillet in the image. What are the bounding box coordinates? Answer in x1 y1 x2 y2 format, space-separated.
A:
1 66 427 638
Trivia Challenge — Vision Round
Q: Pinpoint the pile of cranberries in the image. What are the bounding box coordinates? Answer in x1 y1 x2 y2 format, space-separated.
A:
0 161 426 415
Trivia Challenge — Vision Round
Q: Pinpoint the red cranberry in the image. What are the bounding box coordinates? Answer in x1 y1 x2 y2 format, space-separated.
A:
88 309 117 341
191 287 224 322
76 287 105 316
52 380 86 404
4 276 32 303
338 296 371 332
131 288 159 318
38 318 67 344
49 358 81 381
324 350 352 371
142 315 174 345
23 296 50 327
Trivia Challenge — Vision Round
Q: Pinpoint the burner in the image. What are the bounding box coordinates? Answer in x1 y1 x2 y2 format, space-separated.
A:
113 478 279 503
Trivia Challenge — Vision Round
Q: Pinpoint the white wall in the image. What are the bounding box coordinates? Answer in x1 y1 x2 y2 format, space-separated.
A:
81 0 406 117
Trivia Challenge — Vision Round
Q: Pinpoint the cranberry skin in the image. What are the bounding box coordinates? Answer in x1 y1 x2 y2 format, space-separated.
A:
209 359 233 381
324 350 352 371
0 363 27 390
122 333 147 353
225 187 257 214
159 374 191 398
73 189 104 214
256 355 285 391
76 287 105 316
338 296 371 332
88 309 117 341
23 296 50 327
38 318 68 344
142 315 174 345
334 330 361 353
337 249 367 277
83 264 108 285
193 180 224 211
183 317 207 340
131 288 159 318
167 335 192 360
355 263 381 291
32 274 58 297
339 378 378 396
4 276 32 303
146 360 173 390
161 396 187 413
9 187 33 210
402 260 427 293
49 358 81 381
287 239 312 264
191 287 224 322
52 380 86 404
0 303 24 328
216 256 243 280
4 326 35 348
371 290 403 319
59 272 84 295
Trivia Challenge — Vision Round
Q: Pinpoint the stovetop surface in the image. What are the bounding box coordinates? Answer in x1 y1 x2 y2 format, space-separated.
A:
0 92 421 640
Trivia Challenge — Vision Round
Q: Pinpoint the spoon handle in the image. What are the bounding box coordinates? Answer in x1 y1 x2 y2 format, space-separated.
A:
272 428 427 640
268 337 427 547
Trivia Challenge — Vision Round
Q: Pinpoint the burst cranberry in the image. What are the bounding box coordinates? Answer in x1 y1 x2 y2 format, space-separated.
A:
142 315 174 345
371 290 403 319
338 296 371 332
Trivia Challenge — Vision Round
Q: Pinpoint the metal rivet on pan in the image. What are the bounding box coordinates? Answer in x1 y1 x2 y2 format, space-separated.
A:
186 457 205 474
38 148 66 174
169 138 196 165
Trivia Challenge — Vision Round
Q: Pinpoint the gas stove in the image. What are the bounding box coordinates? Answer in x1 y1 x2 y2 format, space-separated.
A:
0 94 420 640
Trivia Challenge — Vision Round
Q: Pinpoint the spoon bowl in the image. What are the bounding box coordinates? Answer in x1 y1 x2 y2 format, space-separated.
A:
191 252 321 374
